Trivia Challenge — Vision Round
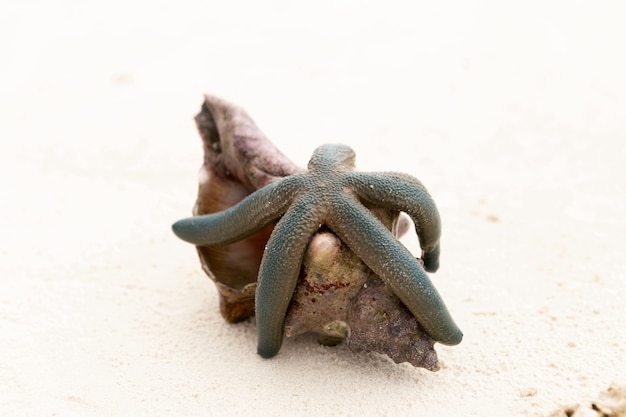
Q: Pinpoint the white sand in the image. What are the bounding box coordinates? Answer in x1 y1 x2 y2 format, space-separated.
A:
1 1 625 416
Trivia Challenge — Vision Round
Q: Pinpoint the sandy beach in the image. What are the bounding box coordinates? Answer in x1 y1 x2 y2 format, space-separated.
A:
1 1 625 416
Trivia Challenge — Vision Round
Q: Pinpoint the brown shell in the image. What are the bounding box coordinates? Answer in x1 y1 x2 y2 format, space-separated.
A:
188 95 438 369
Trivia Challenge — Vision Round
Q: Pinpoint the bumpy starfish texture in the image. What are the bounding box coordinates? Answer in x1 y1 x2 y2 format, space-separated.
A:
173 143 463 358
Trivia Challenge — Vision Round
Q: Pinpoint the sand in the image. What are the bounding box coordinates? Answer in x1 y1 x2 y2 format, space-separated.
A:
1 1 625 416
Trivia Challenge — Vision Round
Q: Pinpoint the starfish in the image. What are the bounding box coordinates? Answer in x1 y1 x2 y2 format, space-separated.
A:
172 143 463 358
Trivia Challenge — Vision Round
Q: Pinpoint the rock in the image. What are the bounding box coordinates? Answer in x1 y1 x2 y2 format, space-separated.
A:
549 384 626 417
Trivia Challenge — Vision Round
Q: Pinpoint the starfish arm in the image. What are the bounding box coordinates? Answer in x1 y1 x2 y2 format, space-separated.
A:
346 172 442 272
255 196 323 358
328 196 462 346
172 175 303 246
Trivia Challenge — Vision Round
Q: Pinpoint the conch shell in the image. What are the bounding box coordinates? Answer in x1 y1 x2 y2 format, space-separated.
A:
188 95 439 370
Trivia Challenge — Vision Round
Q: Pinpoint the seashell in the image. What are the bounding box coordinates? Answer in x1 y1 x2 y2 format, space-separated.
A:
185 95 438 369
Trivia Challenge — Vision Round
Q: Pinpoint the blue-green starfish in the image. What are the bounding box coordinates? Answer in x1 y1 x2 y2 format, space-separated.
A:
172 144 463 358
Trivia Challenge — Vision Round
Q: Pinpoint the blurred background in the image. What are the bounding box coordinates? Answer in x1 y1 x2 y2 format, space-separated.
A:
1 1 625 416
